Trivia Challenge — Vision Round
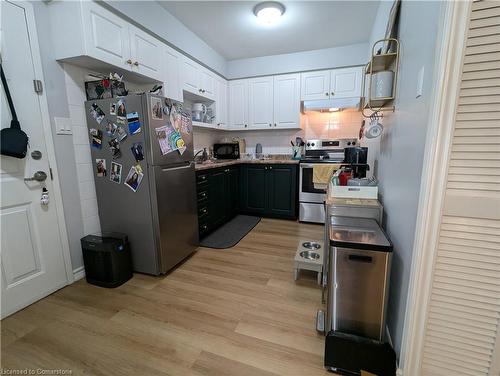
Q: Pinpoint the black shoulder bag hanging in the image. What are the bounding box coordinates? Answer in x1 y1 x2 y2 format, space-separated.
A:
1 63 29 159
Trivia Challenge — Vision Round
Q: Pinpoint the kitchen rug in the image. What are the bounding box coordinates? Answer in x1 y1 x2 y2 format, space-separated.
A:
199 215 261 249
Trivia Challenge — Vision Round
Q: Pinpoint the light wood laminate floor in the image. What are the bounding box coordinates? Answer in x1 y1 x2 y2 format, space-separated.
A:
1 218 330 375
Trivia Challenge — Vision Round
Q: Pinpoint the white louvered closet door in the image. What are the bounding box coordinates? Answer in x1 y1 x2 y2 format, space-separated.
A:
420 1 500 376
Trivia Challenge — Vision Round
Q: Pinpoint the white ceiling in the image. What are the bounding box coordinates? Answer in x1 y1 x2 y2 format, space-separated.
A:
158 1 380 61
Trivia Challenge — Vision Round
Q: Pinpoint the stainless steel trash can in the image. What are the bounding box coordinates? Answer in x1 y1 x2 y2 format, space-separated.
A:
326 217 392 341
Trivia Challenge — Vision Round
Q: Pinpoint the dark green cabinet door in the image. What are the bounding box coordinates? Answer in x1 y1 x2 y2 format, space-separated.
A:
226 167 239 218
242 165 267 214
267 165 297 218
209 169 227 228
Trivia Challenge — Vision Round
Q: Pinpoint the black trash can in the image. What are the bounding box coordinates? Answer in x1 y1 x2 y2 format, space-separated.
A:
81 232 132 288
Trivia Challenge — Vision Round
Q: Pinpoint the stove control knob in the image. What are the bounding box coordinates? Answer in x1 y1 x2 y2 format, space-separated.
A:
347 142 351 146
311 143 315 147
352 141 356 146
307 143 310 147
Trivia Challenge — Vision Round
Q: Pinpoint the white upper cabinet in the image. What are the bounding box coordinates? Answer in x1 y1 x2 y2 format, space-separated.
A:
180 58 215 100
163 45 182 102
215 78 228 127
300 67 363 100
129 25 163 81
82 1 131 70
330 67 363 99
273 73 301 129
181 58 201 95
199 68 216 100
229 80 249 129
300 70 330 101
248 76 274 129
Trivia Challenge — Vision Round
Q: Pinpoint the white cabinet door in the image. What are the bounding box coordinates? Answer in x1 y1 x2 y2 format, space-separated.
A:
181 58 201 95
129 25 163 81
82 1 131 70
248 76 274 129
228 80 248 129
163 45 182 101
215 78 228 127
330 66 363 98
273 73 301 129
199 68 216 100
300 70 330 101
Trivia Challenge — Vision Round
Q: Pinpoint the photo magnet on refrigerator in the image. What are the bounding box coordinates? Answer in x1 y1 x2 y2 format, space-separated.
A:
131 142 144 162
90 128 103 149
90 103 105 124
124 165 144 193
108 138 122 159
110 162 122 184
95 159 107 177
116 98 127 125
151 97 163 120
127 112 141 135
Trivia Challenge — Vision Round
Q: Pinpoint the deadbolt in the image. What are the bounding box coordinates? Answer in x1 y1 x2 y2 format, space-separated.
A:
31 150 42 160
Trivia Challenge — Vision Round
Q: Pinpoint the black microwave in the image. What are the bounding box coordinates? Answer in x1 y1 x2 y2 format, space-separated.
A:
213 143 240 159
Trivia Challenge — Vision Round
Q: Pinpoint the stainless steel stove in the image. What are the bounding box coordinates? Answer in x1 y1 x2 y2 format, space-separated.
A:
299 138 358 223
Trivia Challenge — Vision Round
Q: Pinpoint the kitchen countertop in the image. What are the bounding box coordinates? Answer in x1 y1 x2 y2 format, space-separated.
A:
195 156 299 171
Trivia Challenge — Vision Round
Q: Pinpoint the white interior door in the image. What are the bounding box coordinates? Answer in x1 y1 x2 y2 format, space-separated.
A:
417 2 500 374
248 76 274 128
1 1 69 318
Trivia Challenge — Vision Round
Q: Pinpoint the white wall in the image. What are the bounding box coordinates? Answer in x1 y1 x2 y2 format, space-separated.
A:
226 43 368 79
369 0 444 359
103 0 226 77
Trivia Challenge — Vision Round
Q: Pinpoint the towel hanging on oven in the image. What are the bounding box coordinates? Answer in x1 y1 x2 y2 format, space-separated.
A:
1 63 29 159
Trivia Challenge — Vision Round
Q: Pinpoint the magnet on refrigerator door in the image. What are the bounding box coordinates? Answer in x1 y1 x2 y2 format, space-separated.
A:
89 103 105 124
110 161 122 184
131 142 144 162
108 138 122 159
124 165 144 193
127 112 141 135
90 128 103 149
151 97 163 120
95 158 107 177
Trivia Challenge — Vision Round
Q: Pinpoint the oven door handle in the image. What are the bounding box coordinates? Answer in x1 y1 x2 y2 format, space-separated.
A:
300 163 316 168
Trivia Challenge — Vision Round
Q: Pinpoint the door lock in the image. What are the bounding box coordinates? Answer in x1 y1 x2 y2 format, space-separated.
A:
24 171 47 182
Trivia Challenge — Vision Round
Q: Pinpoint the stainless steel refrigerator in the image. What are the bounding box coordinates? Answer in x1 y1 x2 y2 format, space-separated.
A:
84 93 198 275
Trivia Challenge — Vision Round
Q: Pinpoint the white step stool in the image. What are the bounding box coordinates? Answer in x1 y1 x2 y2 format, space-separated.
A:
294 240 324 285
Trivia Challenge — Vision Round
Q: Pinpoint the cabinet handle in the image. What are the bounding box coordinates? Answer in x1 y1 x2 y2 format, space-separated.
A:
126 59 133 65
133 61 139 67
202 89 206 93
244 124 248 128
269 166 273 170
199 89 202 92
274 123 276 127
269 123 272 127
325 92 329 96
331 91 334 96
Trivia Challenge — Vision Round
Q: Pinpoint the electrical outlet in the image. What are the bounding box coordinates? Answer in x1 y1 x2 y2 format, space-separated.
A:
416 66 425 98
54 117 72 135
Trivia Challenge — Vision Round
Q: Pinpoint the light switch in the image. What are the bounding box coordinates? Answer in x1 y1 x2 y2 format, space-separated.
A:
54 117 72 135
416 66 425 98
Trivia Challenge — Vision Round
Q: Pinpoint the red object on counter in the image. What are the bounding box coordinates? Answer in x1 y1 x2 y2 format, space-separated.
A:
339 170 353 186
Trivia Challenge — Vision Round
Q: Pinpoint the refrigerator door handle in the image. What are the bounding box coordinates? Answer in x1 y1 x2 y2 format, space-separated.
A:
161 162 194 172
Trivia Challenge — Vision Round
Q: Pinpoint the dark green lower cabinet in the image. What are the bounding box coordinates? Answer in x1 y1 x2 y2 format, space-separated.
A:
196 163 296 239
240 164 297 219
196 166 240 238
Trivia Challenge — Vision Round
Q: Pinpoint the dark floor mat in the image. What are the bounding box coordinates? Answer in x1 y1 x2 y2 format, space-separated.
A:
199 215 261 249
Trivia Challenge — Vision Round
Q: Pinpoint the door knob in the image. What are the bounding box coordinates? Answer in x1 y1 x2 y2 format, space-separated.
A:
24 171 47 182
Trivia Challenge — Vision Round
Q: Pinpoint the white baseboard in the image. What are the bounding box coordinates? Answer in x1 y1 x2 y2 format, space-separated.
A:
73 266 85 281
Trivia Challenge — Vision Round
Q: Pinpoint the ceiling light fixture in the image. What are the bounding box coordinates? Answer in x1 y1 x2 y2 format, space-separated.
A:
253 1 285 25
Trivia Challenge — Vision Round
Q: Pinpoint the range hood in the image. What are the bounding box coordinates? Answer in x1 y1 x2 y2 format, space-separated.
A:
302 97 361 113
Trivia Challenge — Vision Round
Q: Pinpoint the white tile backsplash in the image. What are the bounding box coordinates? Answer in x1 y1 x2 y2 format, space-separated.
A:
76 163 94 183
72 125 90 145
79 180 97 201
68 104 86 127
74 144 92 164
83 215 101 236
81 197 99 219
